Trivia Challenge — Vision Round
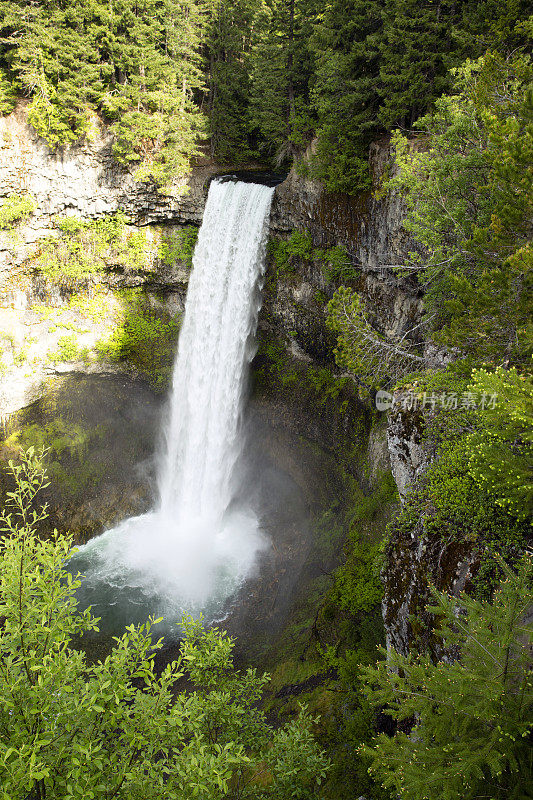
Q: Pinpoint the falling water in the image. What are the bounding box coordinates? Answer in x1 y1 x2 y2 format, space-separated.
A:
71 179 274 631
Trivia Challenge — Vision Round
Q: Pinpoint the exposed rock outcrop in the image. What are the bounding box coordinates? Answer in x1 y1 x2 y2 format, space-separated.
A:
382 394 479 657
265 141 423 359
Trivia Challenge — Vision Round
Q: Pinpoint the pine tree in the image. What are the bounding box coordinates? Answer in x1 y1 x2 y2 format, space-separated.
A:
361 556 533 800
249 0 316 165
206 0 256 162
377 0 463 130
381 53 533 365
0 0 209 186
310 0 382 193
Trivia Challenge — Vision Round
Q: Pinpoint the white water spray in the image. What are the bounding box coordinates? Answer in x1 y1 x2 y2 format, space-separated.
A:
72 179 274 629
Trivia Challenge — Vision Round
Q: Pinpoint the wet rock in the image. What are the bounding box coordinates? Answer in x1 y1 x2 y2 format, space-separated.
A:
386 393 427 500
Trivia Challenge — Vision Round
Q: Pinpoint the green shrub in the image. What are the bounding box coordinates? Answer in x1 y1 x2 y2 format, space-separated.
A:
34 214 151 279
0 193 36 229
268 231 353 286
390 365 532 597
268 230 314 275
47 334 87 363
0 450 330 799
159 226 198 267
96 291 180 389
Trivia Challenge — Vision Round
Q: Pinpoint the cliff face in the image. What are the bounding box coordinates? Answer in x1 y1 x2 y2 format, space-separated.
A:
0 109 443 662
0 106 219 417
383 396 480 658
268 141 423 357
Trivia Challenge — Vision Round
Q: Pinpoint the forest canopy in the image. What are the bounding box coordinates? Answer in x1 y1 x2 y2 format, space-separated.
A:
0 0 530 190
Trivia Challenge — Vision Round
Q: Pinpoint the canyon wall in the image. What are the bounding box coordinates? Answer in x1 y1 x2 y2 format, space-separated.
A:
0 107 446 660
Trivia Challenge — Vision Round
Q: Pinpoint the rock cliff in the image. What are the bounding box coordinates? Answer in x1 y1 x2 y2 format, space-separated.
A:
0 107 443 664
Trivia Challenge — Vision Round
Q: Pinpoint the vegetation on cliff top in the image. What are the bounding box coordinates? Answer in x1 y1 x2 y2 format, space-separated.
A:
1 0 530 191
328 51 532 391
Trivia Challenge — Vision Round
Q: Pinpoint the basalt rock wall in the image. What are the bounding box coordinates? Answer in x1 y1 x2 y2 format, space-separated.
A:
0 108 433 663
266 141 423 361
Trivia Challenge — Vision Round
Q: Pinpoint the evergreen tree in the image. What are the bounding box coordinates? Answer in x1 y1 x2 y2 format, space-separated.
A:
377 0 464 130
0 0 209 186
249 0 316 165
310 0 382 193
361 557 533 800
206 0 256 162
385 52 533 365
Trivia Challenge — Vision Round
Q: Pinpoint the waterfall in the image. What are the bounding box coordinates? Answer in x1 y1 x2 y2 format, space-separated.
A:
158 179 273 520
71 179 274 631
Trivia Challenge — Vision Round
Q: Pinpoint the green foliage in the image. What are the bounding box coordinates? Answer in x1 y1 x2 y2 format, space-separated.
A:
248 0 317 165
377 0 460 131
67 291 113 323
0 0 208 186
0 67 16 114
329 52 533 390
268 231 352 286
318 627 392 800
254 334 350 412
467 367 533 521
332 530 382 616
361 556 533 800
47 334 87 363
385 53 533 365
159 225 198 267
34 214 151 279
96 290 180 389
268 230 314 275
206 0 257 163
309 0 382 193
308 0 531 193
331 472 397 616
0 450 330 799
318 246 355 284
4 420 104 498
0 193 36 229
327 286 424 389
391 365 531 597
0 0 529 183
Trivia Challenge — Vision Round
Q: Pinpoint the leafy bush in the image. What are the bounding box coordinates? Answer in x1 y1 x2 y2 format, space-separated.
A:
47 334 87 363
390 364 532 597
268 231 353 284
0 450 330 799
159 226 198 268
34 214 151 279
327 287 424 390
268 230 314 276
0 193 36 229
96 291 181 389
467 367 533 521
